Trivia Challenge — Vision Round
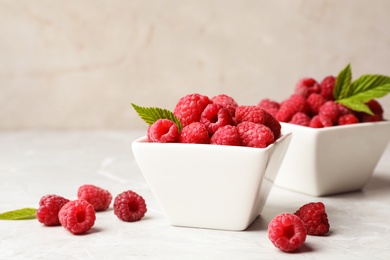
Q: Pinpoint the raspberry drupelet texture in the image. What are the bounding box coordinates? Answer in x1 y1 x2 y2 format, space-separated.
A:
211 94 238 118
258 98 280 118
276 94 310 123
318 101 340 125
210 125 241 146
294 78 321 98
294 202 330 236
36 194 70 226
114 190 147 222
58 200 96 235
237 121 274 148
307 93 326 115
338 114 360 125
147 119 179 143
289 112 311 127
179 122 210 144
320 75 336 100
235 105 281 139
200 104 232 134
173 93 211 127
357 99 384 122
268 213 307 252
77 184 112 211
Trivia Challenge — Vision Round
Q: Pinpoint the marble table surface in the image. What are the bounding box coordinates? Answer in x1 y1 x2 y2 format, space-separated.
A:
1 130 390 260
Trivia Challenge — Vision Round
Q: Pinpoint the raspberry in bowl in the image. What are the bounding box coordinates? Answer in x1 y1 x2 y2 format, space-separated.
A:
259 64 390 196
131 94 292 231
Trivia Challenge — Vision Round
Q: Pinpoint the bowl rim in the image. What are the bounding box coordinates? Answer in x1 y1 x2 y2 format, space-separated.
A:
280 120 390 132
132 131 292 152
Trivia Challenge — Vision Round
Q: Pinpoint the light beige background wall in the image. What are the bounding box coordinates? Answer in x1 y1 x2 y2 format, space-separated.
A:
1 0 390 130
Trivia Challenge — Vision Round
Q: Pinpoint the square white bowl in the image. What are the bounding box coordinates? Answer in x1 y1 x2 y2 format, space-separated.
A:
275 121 390 197
132 132 292 231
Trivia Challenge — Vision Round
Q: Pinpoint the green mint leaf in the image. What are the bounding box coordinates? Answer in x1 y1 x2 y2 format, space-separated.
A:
131 103 182 131
0 208 37 220
337 99 374 115
334 64 352 99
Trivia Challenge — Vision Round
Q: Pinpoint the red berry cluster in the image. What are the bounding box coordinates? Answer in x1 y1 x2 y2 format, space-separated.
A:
36 184 147 235
259 76 384 128
148 93 281 148
268 202 330 252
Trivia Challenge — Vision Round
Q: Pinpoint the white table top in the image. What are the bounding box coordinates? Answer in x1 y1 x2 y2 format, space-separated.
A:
1 130 390 260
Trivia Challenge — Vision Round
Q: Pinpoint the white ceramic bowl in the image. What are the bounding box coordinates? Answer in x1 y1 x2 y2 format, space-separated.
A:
132 132 292 231
275 121 390 197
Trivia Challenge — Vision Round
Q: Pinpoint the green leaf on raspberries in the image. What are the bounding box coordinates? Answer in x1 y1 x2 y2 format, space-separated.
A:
131 103 182 131
334 64 390 114
334 63 352 99
0 208 37 220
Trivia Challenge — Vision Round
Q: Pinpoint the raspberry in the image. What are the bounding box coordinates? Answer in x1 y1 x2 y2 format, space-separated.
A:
337 103 353 115
210 125 241 146
289 112 311 127
211 94 238 118
114 190 147 222
318 101 340 125
199 104 232 134
307 93 326 115
237 121 274 148
36 194 70 226
276 95 310 122
235 105 281 139
258 98 280 117
294 78 321 97
77 184 112 211
309 115 324 128
357 99 384 122
173 93 211 127
294 202 330 236
147 119 179 143
58 200 96 235
338 113 360 125
179 122 210 144
320 75 336 100
268 213 307 252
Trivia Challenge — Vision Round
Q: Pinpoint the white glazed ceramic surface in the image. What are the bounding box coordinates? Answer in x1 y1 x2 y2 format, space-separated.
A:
132 132 292 231
275 121 390 197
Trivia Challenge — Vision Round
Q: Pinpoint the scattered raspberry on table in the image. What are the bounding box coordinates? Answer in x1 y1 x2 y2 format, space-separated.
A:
58 200 96 235
77 184 112 211
114 190 147 222
294 202 330 236
36 194 70 226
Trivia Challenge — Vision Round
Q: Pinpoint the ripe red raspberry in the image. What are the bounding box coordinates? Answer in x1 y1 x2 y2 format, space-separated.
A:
268 213 307 252
318 101 340 125
309 115 324 128
211 94 238 118
173 93 211 127
294 78 321 97
357 99 384 122
320 75 336 100
77 184 112 211
235 105 281 139
294 202 330 236
147 119 179 143
307 93 326 115
210 125 241 146
179 122 210 144
258 98 280 118
114 190 147 222
58 200 96 235
276 95 310 122
337 103 353 115
237 121 274 148
36 194 70 226
338 113 360 125
289 112 311 127
200 104 232 134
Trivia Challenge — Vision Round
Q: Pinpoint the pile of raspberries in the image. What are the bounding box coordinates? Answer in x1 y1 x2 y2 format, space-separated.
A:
260 76 384 127
148 93 281 148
